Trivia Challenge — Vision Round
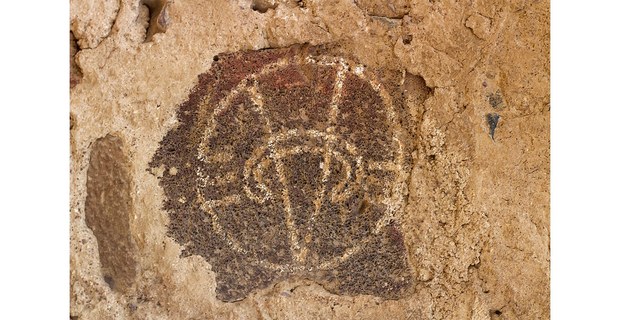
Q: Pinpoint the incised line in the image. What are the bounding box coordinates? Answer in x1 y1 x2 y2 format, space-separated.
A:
312 60 348 228
248 80 304 264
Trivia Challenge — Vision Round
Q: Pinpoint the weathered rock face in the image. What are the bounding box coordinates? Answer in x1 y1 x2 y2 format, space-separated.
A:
150 47 415 301
85 134 137 293
70 0 549 319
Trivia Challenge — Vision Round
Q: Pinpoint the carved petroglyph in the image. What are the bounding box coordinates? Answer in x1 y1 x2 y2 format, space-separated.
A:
151 47 414 301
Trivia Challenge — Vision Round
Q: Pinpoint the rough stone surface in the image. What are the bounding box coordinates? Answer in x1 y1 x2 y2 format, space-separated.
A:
143 0 172 41
70 0 549 319
150 47 416 301
85 134 137 293
70 32 82 88
70 0 119 49
355 0 411 19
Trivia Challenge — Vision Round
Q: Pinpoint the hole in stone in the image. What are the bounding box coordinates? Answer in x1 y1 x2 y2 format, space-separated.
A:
142 0 172 42
402 73 431 105
251 0 277 13
402 34 412 45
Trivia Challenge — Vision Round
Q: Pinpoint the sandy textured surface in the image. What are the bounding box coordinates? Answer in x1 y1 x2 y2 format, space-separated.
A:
70 0 549 319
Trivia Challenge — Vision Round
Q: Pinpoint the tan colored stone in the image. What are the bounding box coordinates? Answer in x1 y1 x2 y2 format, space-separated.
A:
85 134 137 293
70 0 119 49
70 0 549 318
354 0 410 18
142 0 173 42
466 13 493 40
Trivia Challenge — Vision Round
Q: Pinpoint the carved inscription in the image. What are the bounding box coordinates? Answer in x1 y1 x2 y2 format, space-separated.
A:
151 47 414 301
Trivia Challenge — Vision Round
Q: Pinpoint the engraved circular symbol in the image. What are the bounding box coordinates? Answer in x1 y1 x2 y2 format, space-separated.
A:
151 47 414 301
242 129 363 206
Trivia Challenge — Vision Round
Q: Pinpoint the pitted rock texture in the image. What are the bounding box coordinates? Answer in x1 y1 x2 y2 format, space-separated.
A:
70 0 549 318
85 134 137 293
150 46 415 301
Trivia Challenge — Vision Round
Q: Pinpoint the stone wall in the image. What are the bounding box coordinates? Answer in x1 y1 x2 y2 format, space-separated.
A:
70 0 549 319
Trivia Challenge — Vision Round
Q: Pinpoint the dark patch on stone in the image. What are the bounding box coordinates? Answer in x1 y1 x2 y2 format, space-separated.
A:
70 112 76 131
70 32 82 88
486 113 500 140
103 275 115 290
402 34 413 45
150 46 415 302
490 309 503 318
142 0 172 42
487 90 504 109
86 134 137 293
251 0 277 13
